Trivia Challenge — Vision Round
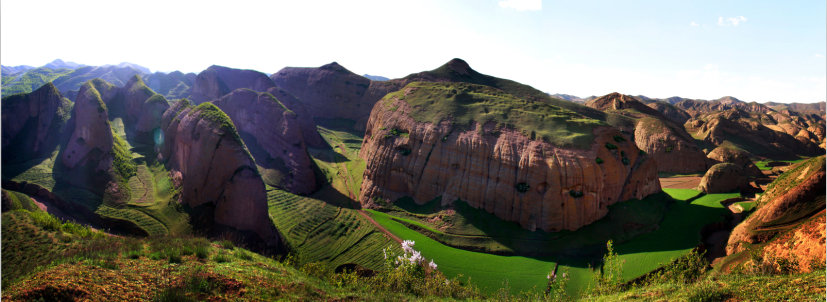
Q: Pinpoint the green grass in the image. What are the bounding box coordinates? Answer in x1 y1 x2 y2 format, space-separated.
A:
384 81 605 149
2 189 40 211
308 119 367 199
192 103 241 140
267 187 393 270
753 158 807 170
369 188 737 296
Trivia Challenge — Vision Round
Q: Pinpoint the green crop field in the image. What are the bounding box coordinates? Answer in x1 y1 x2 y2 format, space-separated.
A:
308 118 367 200
369 188 737 296
754 158 807 170
267 187 394 270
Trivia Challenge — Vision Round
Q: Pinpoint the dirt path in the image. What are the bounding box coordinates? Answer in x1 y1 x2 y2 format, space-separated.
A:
659 176 702 189
358 210 402 244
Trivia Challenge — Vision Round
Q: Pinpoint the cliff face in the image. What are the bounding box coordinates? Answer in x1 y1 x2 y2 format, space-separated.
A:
159 101 285 253
61 82 115 171
270 62 395 127
1 82 72 163
587 93 708 173
213 88 318 194
726 156 826 256
359 83 661 232
190 65 276 104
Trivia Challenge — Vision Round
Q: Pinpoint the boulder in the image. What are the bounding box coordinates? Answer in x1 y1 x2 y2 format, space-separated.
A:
706 146 762 178
697 163 749 193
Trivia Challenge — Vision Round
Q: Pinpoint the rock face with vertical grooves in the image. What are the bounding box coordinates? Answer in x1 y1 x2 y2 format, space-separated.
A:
213 88 318 194
159 100 285 253
359 82 661 232
190 65 277 104
1 82 72 163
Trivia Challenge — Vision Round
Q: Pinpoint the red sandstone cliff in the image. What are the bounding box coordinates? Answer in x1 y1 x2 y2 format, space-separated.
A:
1 82 72 163
359 84 661 232
159 100 285 253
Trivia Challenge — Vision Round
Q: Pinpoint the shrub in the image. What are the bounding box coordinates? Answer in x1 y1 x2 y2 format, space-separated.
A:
194 245 209 260
219 240 234 249
235 249 253 261
591 240 624 295
648 249 708 284
613 135 626 142
397 147 412 156
665 146 674 153
621 157 630 165
569 190 584 198
213 252 230 263
595 157 604 164
515 182 530 193
28 210 62 231
605 143 618 150
687 281 730 302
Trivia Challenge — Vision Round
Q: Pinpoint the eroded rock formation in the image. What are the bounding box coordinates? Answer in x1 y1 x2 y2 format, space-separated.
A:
159 100 285 253
706 146 762 178
213 88 318 194
359 84 661 232
190 65 277 104
1 82 72 163
587 93 708 173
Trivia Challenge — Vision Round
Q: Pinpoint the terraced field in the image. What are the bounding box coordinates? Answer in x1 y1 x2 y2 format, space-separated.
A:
267 187 393 270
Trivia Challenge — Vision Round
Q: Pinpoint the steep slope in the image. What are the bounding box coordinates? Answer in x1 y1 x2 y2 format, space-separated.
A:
725 156 826 272
586 93 708 173
56 82 123 199
697 163 750 193
359 81 661 232
190 65 276 104
212 88 318 194
646 101 691 125
706 146 762 178
159 100 285 253
1 83 73 164
726 156 825 255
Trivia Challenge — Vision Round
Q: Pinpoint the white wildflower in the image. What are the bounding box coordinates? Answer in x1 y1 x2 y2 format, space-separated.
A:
401 240 415 254
428 260 438 270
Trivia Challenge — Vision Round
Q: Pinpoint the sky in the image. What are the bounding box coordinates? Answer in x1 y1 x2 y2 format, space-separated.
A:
1 0 825 103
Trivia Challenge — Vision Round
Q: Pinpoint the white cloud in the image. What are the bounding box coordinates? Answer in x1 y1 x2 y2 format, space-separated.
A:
690 21 699 27
498 0 542 11
815 53 825 58
718 16 747 26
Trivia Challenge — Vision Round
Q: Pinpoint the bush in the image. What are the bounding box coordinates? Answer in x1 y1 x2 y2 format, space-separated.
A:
28 210 62 231
194 245 209 260
515 183 530 193
595 157 604 164
235 249 253 261
219 240 234 249
591 240 624 295
605 143 618 150
213 252 231 263
687 281 730 302
613 135 626 142
646 249 708 284
621 157 630 165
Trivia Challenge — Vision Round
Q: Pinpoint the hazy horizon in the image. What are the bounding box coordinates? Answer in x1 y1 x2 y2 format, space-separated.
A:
1 0 824 103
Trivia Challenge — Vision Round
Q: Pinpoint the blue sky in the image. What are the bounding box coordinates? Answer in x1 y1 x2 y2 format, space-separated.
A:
1 0 824 103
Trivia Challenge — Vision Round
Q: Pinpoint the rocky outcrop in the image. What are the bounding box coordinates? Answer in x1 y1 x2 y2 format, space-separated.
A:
264 87 325 148
359 83 661 232
1 82 72 163
213 88 318 194
684 109 823 159
159 100 285 253
726 156 826 256
758 214 825 273
270 62 396 128
646 101 691 125
587 93 708 173
697 163 750 193
190 65 276 104
706 146 762 178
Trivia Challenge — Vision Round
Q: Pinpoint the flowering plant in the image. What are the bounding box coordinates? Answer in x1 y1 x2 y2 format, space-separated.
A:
383 240 438 277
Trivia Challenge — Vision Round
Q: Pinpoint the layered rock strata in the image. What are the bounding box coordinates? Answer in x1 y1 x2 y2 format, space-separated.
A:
359 85 661 232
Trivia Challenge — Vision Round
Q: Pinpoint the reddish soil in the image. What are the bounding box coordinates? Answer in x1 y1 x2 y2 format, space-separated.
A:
659 176 702 189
